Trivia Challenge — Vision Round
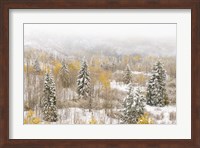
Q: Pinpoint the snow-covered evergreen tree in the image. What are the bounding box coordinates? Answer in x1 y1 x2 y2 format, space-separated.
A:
42 72 58 122
123 64 132 84
146 61 168 107
121 86 146 124
77 60 91 99
59 62 70 88
33 59 41 73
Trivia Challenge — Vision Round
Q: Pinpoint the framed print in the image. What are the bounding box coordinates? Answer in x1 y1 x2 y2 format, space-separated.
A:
0 0 200 148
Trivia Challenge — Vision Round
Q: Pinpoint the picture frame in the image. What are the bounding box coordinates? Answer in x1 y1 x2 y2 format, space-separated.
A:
0 0 199 147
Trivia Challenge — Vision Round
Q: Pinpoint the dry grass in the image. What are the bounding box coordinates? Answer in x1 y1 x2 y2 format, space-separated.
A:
133 74 148 86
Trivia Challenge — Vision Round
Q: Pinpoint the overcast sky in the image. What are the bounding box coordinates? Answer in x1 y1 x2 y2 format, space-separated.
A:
24 24 176 56
25 24 176 40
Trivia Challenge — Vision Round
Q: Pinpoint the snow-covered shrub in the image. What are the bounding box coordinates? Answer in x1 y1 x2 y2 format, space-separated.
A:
121 86 146 124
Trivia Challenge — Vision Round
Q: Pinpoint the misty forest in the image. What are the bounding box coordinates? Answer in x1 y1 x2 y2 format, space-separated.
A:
24 24 176 124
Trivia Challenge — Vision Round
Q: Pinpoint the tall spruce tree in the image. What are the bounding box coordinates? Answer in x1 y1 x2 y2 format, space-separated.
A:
123 64 132 84
121 86 145 124
146 61 168 107
77 60 91 99
42 72 58 122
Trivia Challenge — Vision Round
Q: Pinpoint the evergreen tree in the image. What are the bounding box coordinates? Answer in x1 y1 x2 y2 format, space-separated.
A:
77 60 91 99
33 59 41 73
121 86 145 124
123 64 132 84
146 61 168 107
42 72 58 122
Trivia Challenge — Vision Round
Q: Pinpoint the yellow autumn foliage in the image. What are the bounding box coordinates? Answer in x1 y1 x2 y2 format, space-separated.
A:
99 71 111 89
53 61 62 76
89 116 97 124
24 64 27 73
24 118 28 124
90 65 102 84
24 65 34 74
137 113 154 124
132 55 141 62
27 110 34 118
32 117 41 124
24 110 41 124
68 60 80 71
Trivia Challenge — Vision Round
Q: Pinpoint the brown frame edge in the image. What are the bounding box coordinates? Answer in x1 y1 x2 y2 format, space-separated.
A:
0 0 200 148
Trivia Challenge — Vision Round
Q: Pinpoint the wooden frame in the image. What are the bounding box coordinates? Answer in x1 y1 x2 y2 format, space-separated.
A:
0 0 199 147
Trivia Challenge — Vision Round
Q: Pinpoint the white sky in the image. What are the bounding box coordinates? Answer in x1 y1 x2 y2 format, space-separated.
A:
24 24 176 40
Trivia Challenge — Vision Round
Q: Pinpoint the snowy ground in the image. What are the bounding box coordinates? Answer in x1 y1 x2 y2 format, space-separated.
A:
56 108 119 124
132 71 151 76
24 72 176 124
25 108 119 124
114 70 151 76
56 105 176 124
110 81 129 92
145 105 176 124
110 80 146 92
25 105 176 124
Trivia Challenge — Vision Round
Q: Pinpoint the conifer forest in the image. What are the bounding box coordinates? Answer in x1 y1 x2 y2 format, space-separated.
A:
24 24 176 124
